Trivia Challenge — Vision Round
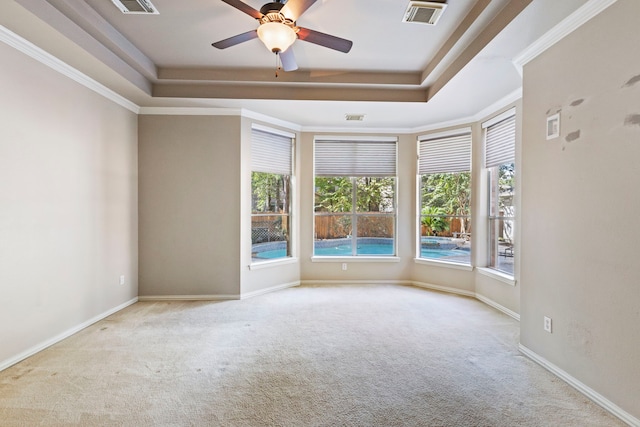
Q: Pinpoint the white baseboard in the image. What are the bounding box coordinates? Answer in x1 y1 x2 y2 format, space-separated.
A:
475 293 520 321
301 279 414 287
241 281 300 299
0 297 138 373
411 280 476 298
138 294 239 301
519 344 639 427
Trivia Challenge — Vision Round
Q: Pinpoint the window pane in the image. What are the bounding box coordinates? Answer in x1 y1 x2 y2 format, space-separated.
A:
489 218 514 275
488 162 515 274
252 172 289 213
419 172 471 264
356 215 394 255
356 177 395 213
251 172 290 261
314 177 353 213
314 214 354 256
314 177 396 257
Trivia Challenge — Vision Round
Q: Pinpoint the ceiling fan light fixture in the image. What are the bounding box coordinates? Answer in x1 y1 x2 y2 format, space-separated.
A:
257 22 297 53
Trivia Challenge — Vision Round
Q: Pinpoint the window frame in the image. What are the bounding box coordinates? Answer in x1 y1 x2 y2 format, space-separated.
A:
313 136 398 259
416 128 472 266
483 109 516 277
250 125 295 265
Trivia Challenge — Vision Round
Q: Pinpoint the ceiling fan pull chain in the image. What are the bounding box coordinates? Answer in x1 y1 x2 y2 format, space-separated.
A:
275 51 281 78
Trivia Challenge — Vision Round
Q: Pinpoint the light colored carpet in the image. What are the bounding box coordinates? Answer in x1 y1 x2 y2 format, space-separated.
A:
0 284 624 426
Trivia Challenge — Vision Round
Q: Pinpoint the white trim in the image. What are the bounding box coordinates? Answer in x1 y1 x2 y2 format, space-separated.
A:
138 294 239 301
411 280 476 298
475 294 520 321
139 107 243 116
418 126 472 142
519 344 639 427
251 123 296 139
240 281 300 299
410 89 523 135
414 258 474 271
312 135 398 143
311 256 401 263
482 107 516 129
0 25 140 114
249 257 298 270
477 267 516 286
241 109 302 132
513 0 618 75
303 126 412 134
472 89 522 125
137 107 302 132
0 297 138 373
301 279 414 287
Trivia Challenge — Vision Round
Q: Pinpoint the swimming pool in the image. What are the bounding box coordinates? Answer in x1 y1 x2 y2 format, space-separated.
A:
253 238 470 260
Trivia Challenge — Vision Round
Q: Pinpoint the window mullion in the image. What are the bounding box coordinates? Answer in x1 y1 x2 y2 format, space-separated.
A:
351 177 357 256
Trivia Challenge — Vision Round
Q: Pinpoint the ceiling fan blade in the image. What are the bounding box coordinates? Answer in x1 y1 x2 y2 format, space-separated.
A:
281 0 318 21
297 27 353 53
279 49 298 72
212 30 258 49
220 0 263 20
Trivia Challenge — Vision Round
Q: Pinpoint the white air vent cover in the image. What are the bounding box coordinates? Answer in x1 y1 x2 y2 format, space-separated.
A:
110 0 159 14
403 1 446 25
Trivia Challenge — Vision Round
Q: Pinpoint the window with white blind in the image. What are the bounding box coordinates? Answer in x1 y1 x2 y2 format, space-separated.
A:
314 138 397 257
418 129 472 264
250 126 294 262
483 109 516 275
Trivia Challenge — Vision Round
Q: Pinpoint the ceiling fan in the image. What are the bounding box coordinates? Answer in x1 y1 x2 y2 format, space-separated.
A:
212 0 353 72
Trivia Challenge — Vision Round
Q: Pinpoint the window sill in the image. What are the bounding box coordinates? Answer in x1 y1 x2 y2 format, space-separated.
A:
249 257 298 270
477 267 516 286
311 256 400 263
414 258 473 271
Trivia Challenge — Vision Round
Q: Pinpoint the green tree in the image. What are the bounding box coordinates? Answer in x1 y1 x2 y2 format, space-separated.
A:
252 172 289 213
421 172 471 235
421 206 449 235
315 177 395 213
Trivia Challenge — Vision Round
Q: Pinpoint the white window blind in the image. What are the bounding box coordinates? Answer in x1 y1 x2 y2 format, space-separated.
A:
485 114 515 168
251 128 292 175
315 139 397 177
418 130 471 174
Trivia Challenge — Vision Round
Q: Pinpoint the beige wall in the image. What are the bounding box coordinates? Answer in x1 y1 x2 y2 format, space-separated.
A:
0 42 138 366
138 115 242 297
520 0 640 418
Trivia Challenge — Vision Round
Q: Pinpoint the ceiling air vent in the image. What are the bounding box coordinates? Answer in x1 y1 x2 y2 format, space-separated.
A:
110 0 159 14
403 1 446 25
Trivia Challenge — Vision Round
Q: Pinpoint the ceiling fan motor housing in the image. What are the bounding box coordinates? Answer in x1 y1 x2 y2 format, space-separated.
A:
260 2 286 16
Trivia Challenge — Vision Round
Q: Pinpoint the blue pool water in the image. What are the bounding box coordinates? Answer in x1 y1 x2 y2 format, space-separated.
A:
254 243 468 259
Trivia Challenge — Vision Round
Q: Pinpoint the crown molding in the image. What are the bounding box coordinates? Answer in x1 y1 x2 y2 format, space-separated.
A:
138 107 243 116
301 87 522 134
513 0 618 75
241 109 302 132
137 107 302 132
0 24 140 114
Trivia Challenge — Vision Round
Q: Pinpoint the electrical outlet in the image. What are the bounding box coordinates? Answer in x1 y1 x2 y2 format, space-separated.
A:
119 275 125 286
341 263 347 271
544 316 552 333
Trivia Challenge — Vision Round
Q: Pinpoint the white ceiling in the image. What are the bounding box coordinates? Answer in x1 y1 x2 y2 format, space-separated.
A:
2 0 590 130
